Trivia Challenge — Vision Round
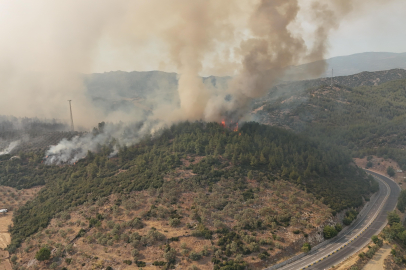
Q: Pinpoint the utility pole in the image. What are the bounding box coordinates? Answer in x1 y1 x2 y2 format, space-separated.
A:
331 69 333 86
68 100 74 132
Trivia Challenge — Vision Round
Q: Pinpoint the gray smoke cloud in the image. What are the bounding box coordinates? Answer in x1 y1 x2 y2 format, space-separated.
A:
0 0 395 163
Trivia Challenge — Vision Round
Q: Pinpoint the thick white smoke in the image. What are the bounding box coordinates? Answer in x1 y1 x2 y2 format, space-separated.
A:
45 120 165 164
0 140 20 156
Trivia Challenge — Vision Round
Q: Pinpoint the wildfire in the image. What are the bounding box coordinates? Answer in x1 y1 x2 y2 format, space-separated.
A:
220 120 239 132
233 123 238 132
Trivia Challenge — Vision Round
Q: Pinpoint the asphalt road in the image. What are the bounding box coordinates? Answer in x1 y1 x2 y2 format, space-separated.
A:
277 170 400 270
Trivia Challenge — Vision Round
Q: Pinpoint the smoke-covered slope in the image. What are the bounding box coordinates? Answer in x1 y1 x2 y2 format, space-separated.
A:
253 77 406 169
0 116 77 156
284 52 406 80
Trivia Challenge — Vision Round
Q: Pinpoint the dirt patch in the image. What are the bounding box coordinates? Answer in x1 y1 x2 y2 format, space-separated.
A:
0 250 12 270
0 185 42 269
0 212 12 248
333 245 369 270
362 244 391 270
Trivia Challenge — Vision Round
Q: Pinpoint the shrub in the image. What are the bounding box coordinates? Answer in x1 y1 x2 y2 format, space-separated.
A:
169 237 179 242
89 218 101 228
343 210 358 225
371 235 379 245
135 260 146 267
76 228 86 238
153 261 166 266
191 224 212 239
123 260 132 265
397 190 406 213
258 251 270 260
169 218 181 227
387 166 395 177
10 255 17 264
301 242 311 252
387 211 401 225
164 247 177 264
335 223 343 232
323 225 338 239
129 217 144 229
35 247 51 261
189 251 202 261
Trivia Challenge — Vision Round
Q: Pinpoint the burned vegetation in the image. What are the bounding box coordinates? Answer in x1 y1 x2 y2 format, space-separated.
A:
2 122 377 269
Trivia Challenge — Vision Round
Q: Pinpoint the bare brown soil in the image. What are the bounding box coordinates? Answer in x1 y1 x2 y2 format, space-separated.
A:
0 249 12 270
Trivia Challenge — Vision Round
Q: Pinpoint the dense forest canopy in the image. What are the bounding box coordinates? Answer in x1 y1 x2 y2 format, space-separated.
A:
0 122 376 252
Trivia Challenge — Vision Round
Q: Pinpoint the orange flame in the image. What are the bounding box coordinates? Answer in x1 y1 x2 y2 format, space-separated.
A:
221 120 226 127
233 123 238 132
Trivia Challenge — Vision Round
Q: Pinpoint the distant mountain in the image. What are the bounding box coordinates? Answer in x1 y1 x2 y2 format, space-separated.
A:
284 52 406 80
265 68 406 100
83 71 230 115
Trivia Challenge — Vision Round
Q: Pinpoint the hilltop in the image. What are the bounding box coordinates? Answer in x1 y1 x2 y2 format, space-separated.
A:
1 122 377 269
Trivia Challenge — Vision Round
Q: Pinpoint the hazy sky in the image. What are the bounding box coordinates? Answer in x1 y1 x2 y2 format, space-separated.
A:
90 0 406 73
328 1 406 58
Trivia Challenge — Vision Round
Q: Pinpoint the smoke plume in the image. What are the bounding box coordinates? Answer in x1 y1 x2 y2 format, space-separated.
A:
0 141 20 156
0 0 396 163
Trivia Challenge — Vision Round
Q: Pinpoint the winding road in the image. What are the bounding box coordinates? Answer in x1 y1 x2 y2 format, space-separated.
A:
274 170 400 270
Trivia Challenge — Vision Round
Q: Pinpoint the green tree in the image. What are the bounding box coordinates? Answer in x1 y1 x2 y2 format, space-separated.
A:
35 247 51 261
301 242 311 252
387 166 395 177
323 225 338 239
397 190 406 213
387 211 401 226
371 235 379 245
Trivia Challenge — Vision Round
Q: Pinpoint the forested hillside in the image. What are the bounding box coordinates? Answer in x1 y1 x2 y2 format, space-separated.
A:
254 77 406 170
1 122 376 269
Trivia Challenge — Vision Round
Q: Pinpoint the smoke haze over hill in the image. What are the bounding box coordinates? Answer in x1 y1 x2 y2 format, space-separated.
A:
0 0 399 126
0 0 401 163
